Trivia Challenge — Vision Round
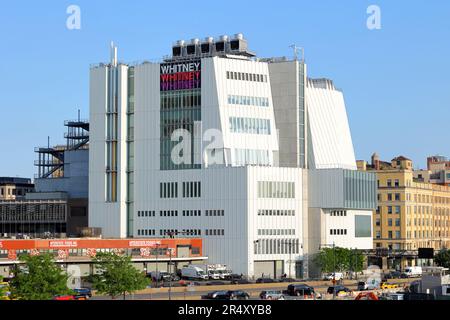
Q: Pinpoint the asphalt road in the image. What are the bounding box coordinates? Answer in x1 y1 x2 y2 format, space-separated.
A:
91 278 415 300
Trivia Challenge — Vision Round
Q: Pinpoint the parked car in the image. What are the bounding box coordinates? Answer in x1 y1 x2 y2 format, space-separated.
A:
149 271 180 282
384 271 407 280
73 288 92 299
324 272 344 281
286 284 315 297
327 285 352 295
256 278 275 283
357 281 378 291
260 290 284 300
202 290 250 300
207 281 226 286
231 278 252 285
278 277 298 283
208 270 221 280
380 282 399 290
228 273 243 280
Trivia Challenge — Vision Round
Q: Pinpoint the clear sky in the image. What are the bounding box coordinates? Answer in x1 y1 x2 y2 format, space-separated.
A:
0 0 449 179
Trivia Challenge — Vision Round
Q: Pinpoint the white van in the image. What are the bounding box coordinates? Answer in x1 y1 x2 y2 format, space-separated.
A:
181 266 209 280
404 266 422 278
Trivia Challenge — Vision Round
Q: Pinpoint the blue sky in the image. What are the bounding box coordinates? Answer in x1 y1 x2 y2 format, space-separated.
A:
0 0 449 178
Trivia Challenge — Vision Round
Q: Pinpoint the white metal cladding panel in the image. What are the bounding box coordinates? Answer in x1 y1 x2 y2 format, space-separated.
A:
201 58 222 142
324 209 373 249
247 167 305 277
116 65 130 236
133 63 160 212
211 57 279 156
88 65 129 238
89 66 108 232
132 167 251 275
308 169 345 208
306 80 356 170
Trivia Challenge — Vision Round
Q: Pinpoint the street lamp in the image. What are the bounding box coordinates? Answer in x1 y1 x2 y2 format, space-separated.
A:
253 240 260 280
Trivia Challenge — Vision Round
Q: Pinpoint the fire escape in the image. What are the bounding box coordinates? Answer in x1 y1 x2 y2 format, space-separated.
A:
35 114 89 179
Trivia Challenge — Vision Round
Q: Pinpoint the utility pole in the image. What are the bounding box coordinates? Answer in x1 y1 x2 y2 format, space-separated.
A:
154 243 159 288
168 246 173 300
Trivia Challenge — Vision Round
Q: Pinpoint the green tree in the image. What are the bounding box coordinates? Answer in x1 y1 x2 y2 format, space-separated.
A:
90 252 149 300
0 276 10 300
314 247 364 274
9 253 73 300
434 249 450 268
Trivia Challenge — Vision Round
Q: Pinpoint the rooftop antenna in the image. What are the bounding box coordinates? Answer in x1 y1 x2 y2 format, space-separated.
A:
47 136 50 148
289 44 304 62
77 108 80 122
110 41 118 67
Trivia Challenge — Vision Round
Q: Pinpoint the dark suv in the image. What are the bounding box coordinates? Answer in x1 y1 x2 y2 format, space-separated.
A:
287 284 315 296
327 285 351 295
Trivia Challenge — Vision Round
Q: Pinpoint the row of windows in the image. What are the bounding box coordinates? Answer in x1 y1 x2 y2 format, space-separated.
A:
137 229 156 236
378 179 401 188
182 181 201 198
376 206 401 214
226 71 268 83
254 238 300 255
229 117 271 135
160 210 178 217
137 209 225 217
330 229 348 235
205 210 224 216
257 181 295 199
434 220 450 227
257 209 295 216
227 95 269 107
375 218 401 227
257 229 296 236
182 210 201 217
160 182 178 198
0 203 67 222
160 89 201 110
0 187 32 197
375 231 401 239
380 192 450 205
330 210 347 217
379 193 401 201
234 148 270 166
137 211 156 217
205 229 225 236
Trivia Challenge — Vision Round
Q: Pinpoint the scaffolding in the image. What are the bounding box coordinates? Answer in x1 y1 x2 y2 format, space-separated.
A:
35 112 89 179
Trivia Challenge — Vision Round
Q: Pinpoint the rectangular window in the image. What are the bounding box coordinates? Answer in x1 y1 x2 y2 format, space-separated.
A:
355 215 372 237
